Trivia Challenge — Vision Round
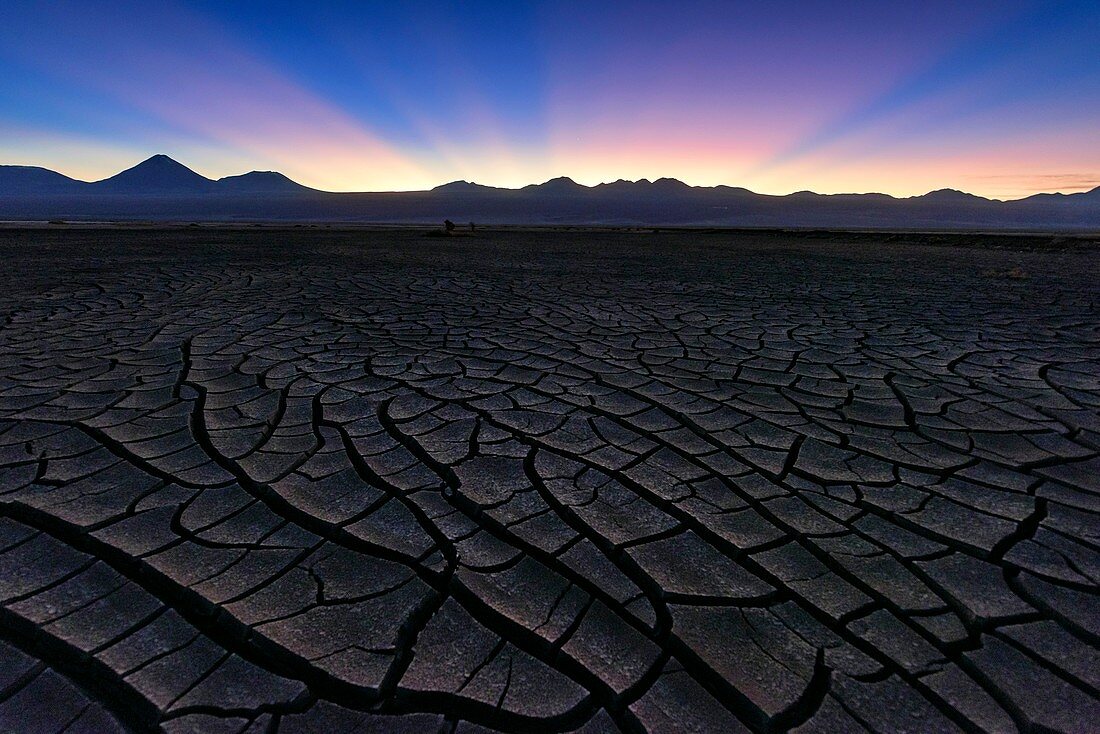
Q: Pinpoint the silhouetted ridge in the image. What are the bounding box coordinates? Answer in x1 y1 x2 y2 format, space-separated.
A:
217 171 312 193
431 180 503 193
1 154 1097 228
93 154 214 193
644 177 691 191
525 176 584 193
0 165 83 194
918 188 989 203
593 178 690 192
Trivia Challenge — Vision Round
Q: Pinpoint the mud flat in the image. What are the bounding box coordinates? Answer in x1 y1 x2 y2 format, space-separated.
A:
0 226 1098 733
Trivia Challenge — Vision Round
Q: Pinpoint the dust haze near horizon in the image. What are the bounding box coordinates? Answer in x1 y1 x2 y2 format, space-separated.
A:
1 1 1098 199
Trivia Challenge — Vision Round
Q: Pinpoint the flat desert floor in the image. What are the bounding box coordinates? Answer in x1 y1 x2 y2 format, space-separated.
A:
0 226 1098 733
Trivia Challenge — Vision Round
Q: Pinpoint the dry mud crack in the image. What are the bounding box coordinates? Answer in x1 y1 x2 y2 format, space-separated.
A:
1 227 1098 733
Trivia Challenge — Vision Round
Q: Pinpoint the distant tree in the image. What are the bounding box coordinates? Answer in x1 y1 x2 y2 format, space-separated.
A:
469 221 476 232
444 219 455 233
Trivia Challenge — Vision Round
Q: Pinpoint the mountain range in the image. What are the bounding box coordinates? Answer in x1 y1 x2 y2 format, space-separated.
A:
1 154 1098 229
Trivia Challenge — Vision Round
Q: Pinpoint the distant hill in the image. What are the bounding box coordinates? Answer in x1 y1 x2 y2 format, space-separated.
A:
915 189 993 204
92 154 215 193
0 165 84 195
523 176 587 195
1015 187 1100 205
432 180 503 194
1 154 1097 230
217 171 314 194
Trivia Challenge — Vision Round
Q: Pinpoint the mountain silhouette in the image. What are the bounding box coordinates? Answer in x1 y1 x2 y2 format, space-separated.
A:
93 154 215 193
217 171 313 193
0 165 83 194
915 188 992 203
524 176 586 194
1017 186 1100 203
1 154 1097 229
432 180 505 194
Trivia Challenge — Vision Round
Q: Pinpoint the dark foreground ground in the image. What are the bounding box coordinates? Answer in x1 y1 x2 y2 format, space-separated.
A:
0 226 1098 734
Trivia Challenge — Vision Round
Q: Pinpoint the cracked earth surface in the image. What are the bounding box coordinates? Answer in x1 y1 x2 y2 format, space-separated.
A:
0 227 1098 733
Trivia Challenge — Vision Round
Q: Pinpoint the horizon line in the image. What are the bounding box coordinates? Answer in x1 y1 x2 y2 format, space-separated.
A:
5 153 1099 203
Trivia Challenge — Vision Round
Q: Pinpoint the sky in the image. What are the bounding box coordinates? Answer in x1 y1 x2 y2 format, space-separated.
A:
1 0 1098 199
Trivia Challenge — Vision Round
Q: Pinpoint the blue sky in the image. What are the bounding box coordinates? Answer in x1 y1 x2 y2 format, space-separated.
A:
1 0 1098 197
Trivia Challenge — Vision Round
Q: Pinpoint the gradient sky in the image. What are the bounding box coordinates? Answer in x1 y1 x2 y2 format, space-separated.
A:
1 1 1098 198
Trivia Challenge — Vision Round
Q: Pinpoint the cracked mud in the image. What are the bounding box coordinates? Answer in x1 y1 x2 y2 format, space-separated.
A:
1 227 1098 733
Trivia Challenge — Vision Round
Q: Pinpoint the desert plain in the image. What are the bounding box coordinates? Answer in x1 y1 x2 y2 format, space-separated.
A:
0 225 1098 733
